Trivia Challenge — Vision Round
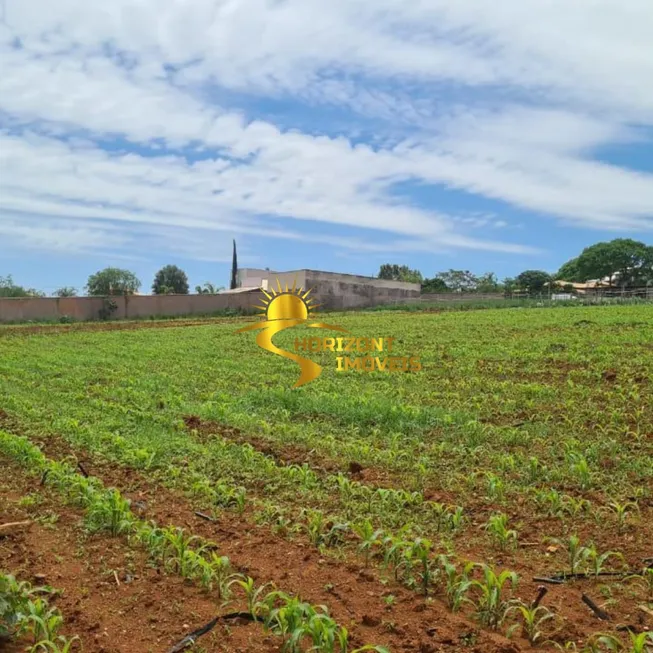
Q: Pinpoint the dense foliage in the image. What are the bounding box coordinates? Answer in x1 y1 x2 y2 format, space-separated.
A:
379 238 653 294
377 264 423 283
54 286 77 297
152 264 189 295
0 275 44 298
85 267 141 296
556 239 653 287
195 282 224 294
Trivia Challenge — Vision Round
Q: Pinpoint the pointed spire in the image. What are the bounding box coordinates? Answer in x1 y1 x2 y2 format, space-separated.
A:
230 239 238 290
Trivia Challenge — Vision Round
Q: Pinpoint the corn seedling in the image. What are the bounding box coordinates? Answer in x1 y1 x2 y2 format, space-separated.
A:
441 558 476 613
24 598 63 645
403 538 435 596
625 568 653 602
484 513 518 550
209 555 233 600
553 535 592 577
30 635 80 652
626 632 653 653
323 522 350 549
162 527 208 577
568 454 593 490
1 573 51 639
381 533 410 582
581 631 653 652
470 566 519 630
303 509 326 547
264 593 319 651
85 489 134 536
485 473 505 501
352 520 384 567
229 576 273 618
586 545 625 578
507 602 557 645
608 501 639 534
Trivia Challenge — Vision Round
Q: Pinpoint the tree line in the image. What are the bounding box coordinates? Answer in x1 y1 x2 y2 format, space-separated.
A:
0 266 224 298
3 237 652 299
379 239 653 294
1 240 240 298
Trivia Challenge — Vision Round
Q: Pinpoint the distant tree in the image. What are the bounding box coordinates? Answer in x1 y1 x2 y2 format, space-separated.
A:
555 257 582 282
515 270 551 293
0 275 44 298
378 264 423 283
54 287 77 297
152 265 189 295
195 282 224 294
86 268 141 296
502 277 517 294
433 269 478 292
230 239 238 290
475 272 502 293
574 239 653 288
421 277 448 293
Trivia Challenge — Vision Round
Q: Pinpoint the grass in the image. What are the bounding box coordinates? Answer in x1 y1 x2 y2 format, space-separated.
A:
1 303 652 649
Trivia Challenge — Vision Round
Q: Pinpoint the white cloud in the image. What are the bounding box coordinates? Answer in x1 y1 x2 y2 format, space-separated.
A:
1 0 652 264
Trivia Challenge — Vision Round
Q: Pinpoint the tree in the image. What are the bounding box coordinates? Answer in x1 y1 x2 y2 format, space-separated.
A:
421 277 448 293
0 275 44 298
515 270 551 293
54 287 77 297
230 239 238 290
86 268 141 296
152 265 189 295
502 277 517 294
475 272 501 293
195 282 224 294
555 257 581 282
378 264 423 283
433 269 478 292
574 239 653 288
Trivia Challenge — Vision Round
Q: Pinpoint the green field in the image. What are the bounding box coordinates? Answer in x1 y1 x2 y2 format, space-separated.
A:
1 305 652 652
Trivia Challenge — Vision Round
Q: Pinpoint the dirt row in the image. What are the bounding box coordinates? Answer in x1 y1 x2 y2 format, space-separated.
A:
0 462 276 653
3 421 652 652
9 433 524 653
180 419 653 640
182 415 406 492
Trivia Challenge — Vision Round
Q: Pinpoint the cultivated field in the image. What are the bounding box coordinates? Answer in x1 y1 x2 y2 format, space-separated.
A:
1 305 652 652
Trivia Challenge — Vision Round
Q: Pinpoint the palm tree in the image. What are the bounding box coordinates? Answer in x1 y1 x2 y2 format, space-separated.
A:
195 282 223 294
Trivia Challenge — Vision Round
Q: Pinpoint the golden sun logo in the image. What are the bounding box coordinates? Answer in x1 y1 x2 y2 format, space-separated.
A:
236 279 349 387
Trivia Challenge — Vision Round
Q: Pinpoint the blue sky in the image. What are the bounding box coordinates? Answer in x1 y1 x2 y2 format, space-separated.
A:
1 0 653 294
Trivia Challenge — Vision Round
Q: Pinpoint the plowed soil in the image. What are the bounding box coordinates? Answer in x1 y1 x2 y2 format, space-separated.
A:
11 433 525 653
0 462 278 653
11 429 652 652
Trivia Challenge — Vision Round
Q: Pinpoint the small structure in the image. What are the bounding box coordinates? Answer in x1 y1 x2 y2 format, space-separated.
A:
548 279 611 296
233 268 420 310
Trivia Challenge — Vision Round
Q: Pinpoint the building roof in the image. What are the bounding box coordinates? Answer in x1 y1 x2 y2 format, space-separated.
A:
218 286 262 294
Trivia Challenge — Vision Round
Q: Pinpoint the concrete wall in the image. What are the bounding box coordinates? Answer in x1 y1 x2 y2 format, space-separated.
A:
303 270 420 310
0 271 425 323
237 269 420 310
238 269 306 293
0 293 267 323
237 268 277 289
